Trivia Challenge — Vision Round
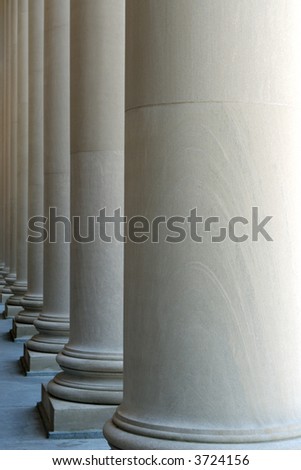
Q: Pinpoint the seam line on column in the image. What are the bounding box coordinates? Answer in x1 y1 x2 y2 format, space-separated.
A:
71 150 124 157
126 100 300 113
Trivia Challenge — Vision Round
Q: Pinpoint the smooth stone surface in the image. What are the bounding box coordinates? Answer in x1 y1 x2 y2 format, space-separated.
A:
49 0 124 408
2 285 13 295
10 320 37 341
4 303 22 318
104 420 301 450
28 317 69 353
30 0 70 356
6 0 18 294
23 0 44 327
2 0 12 276
20 345 61 375
125 0 301 110
1 292 13 306
39 384 117 438
106 0 301 450
13 0 29 299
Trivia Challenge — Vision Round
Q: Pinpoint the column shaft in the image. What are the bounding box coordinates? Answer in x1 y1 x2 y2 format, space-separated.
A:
105 0 301 450
13 0 44 340
1 0 16 301
48 0 124 404
0 0 6 280
39 0 125 436
6 0 28 316
3 0 18 294
3 0 11 276
25 0 70 370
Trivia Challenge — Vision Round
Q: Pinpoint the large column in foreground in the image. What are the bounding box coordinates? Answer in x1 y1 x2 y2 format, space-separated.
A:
13 0 44 341
6 0 28 318
24 0 70 374
104 0 301 450
39 0 124 436
3 0 18 301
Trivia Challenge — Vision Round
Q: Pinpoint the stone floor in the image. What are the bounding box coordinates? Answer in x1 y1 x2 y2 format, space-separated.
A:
0 303 109 450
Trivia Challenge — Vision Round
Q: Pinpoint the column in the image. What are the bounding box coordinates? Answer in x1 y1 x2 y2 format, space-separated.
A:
1 0 11 292
39 0 124 436
0 0 6 287
104 0 301 450
12 0 44 341
4 0 11 284
23 0 70 374
2 0 18 304
6 0 28 318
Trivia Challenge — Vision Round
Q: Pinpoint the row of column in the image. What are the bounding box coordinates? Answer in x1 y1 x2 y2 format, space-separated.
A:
1 0 301 450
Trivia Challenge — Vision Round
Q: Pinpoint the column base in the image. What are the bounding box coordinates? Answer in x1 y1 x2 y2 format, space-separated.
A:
1 293 13 309
0 268 9 277
5 273 17 285
5 285 27 318
0 281 6 295
38 384 117 439
15 294 43 325
47 347 123 405
27 315 69 354
9 281 27 299
104 420 301 450
10 320 38 342
2 285 12 293
4 303 22 318
20 344 61 376
5 274 17 297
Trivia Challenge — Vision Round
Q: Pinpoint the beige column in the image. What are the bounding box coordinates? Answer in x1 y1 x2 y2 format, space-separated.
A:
0 0 6 285
1 0 11 288
2 0 18 303
105 0 301 450
23 0 70 374
6 0 28 318
12 0 44 341
4 0 11 284
39 0 124 436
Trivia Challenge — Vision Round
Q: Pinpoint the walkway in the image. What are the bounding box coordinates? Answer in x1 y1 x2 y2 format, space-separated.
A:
0 304 109 450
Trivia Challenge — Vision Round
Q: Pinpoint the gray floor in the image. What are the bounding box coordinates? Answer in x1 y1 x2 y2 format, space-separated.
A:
0 303 109 450
4 303 301 452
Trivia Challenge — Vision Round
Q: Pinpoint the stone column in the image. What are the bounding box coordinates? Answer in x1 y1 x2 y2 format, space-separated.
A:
104 0 301 450
12 0 44 341
39 0 124 436
1 0 11 287
23 0 70 374
4 0 12 287
0 0 4 286
0 0 7 291
2 0 18 303
6 0 28 318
